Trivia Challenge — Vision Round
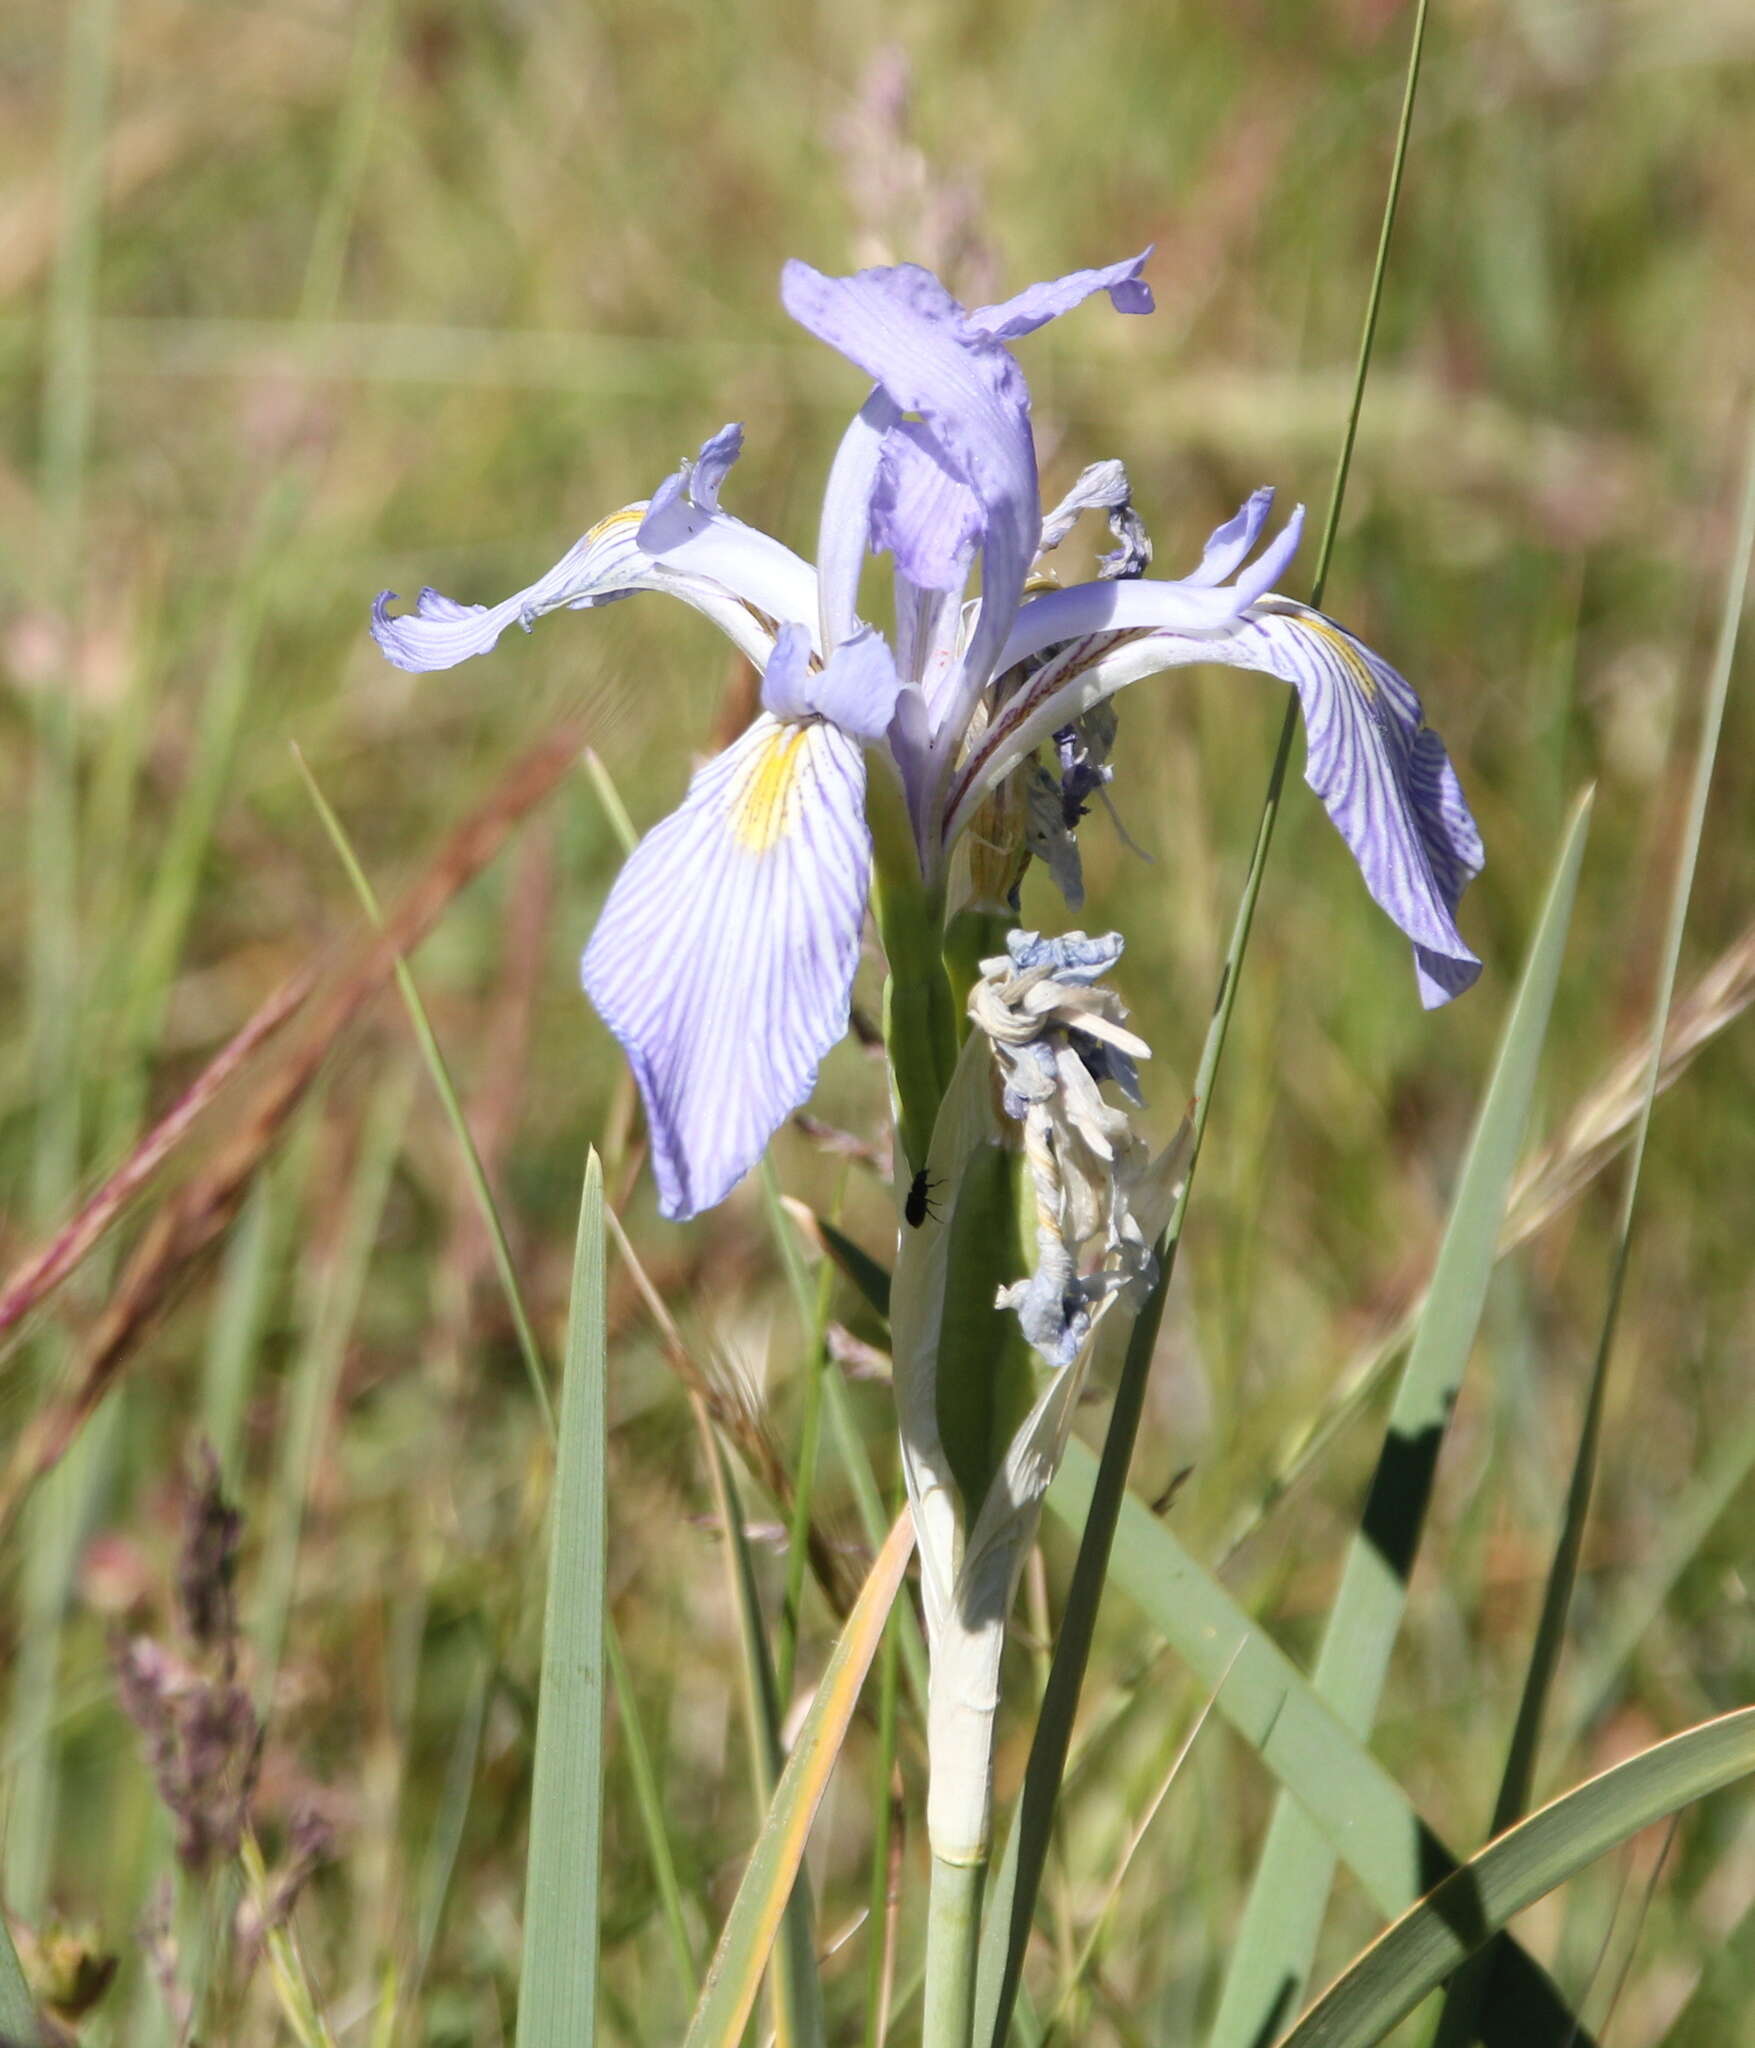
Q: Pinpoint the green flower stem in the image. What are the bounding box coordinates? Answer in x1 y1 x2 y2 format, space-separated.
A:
923 1851 985 2048
867 769 958 1174
867 778 1020 2046
941 907 1012 1037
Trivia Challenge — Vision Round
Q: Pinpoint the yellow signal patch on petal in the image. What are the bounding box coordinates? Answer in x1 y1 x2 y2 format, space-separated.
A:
585 504 645 545
729 720 813 853
1259 599 1381 706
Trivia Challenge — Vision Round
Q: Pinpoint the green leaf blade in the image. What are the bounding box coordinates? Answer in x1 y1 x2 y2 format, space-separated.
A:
1210 788 1593 2048
516 1153 609 2048
1279 1709 1755 2048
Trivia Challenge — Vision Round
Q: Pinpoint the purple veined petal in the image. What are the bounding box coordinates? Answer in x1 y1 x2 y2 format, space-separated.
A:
373 510 645 672
816 388 900 649
872 421 984 592
966 248 1156 340
582 712 873 1218
781 258 1040 722
949 598 1482 1007
1184 487 1275 587
992 503 1306 676
644 514 821 649
374 487 817 678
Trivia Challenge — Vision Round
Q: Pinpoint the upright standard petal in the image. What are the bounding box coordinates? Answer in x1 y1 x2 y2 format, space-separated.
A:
781 259 1040 705
951 598 1482 1007
581 713 873 1217
815 389 901 648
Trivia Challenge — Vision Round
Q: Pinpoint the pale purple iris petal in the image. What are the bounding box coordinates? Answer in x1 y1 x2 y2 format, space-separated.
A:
780 259 1039 709
758 621 816 722
994 504 1306 675
966 248 1155 340
638 422 746 552
761 621 901 742
894 578 966 720
581 712 872 1219
372 513 646 672
953 598 1481 1006
644 516 820 644
374 494 814 676
1185 487 1275 586
873 422 984 591
691 422 744 511
815 388 900 648
801 625 901 741
1241 599 1483 1005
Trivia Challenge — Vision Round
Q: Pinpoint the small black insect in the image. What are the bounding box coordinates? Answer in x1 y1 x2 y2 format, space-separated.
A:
904 1168 941 1229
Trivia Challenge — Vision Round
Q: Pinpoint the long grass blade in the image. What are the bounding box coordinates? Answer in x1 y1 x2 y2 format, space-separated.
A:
292 743 556 1437
700 1402 826 2048
7 0 114 1933
1027 1441 1591 2041
604 1618 702 1987
1211 788 1593 2045
1435 399 1755 2048
682 1512 915 2048
1277 1707 1755 2048
975 8 1433 2037
516 1152 609 2048
410 1634 491 1999
1565 1402 1755 1739
766 1191 930 1716
254 1069 413 1693
198 1167 283 1491
759 1157 834 1708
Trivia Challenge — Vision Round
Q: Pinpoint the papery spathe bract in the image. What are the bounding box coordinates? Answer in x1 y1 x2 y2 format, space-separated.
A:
372 249 1482 1216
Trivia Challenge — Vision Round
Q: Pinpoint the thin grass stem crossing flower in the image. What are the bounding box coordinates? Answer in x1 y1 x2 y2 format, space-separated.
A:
372 249 1482 1220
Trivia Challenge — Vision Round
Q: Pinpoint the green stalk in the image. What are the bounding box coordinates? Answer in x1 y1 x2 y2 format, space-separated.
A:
924 1854 986 2048
761 1156 836 1706
867 769 958 1172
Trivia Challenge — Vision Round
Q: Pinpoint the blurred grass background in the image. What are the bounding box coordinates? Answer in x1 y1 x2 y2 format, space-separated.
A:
2 0 1754 2040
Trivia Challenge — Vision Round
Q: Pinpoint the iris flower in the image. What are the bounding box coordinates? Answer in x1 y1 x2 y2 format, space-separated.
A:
373 250 1481 1218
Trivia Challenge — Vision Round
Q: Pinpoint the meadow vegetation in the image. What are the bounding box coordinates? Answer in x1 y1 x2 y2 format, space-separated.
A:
3 0 1755 2040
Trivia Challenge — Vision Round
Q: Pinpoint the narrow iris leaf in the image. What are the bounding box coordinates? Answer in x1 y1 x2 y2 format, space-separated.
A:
1018 1442 1593 2045
1211 788 1592 2046
516 1153 609 2048
1436 405 1755 2048
1277 1708 1755 2048
701 1412 825 2048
